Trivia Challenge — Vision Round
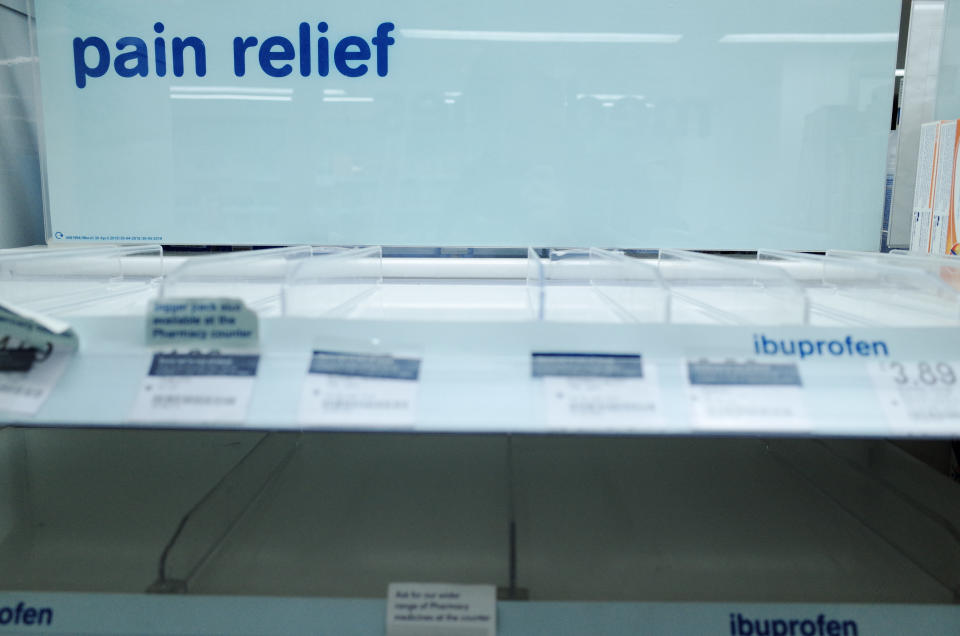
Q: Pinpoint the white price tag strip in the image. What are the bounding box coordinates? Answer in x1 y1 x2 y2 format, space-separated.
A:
298 350 421 427
128 352 258 424
686 359 809 431
386 583 496 636
0 352 72 416
869 360 960 433
532 352 662 431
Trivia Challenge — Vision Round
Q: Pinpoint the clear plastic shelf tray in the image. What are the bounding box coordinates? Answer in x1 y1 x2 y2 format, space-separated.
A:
830 250 960 293
282 246 383 317
285 246 533 321
0 244 164 316
160 246 317 316
527 248 669 322
658 249 807 325
760 249 960 326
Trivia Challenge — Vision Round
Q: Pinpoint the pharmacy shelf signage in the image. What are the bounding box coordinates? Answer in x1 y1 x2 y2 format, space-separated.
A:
1 593 958 634
35 0 898 248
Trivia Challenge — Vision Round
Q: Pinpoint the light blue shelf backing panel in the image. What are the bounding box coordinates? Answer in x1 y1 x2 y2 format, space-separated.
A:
34 0 900 248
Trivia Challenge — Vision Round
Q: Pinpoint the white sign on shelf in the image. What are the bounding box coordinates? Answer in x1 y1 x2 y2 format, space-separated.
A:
0 301 78 416
386 583 496 636
868 359 960 433
532 352 663 431
0 352 73 416
685 359 809 431
146 298 259 348
128 352 259 424
298 350 421 427
0 301 79 353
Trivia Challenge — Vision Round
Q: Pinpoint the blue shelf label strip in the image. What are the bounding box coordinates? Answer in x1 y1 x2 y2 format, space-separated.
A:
532 353 644 378
309 350 421 381
688 361 802 386
148 353 260 377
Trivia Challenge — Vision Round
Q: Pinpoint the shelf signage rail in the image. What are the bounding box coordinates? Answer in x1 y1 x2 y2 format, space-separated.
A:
0 593 958 634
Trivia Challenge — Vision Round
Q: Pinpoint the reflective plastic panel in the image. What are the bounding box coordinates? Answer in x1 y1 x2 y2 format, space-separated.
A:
35 0 899 248
0 244 163 315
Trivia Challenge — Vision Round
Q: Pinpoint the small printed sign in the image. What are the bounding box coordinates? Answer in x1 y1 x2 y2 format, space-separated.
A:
0 301 78 415
128 352 259 424
298 351 421 427
0 301 78 354
0 352 73 416
147 298 258 348
869 360 960 432
386 583 496 636
532 353 662 431
686 359 808 431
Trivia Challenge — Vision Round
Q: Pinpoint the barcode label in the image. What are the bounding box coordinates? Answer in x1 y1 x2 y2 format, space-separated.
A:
534 353 663 431
318 395 411 411
129 352 258 424
151 394 238 407
299 351 421 427
687 360 802 386
149 352 259 377
532 352 644 378
869 360 960 433
0 352 72 416
309 350 420 380
0 383 44 399
685 359 809 431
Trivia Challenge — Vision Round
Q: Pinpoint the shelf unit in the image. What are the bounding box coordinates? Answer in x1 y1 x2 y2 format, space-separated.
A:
2 247 960 633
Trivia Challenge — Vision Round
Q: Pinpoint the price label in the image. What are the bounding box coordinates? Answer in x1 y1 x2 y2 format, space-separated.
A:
0 302 78 415
685 359 809 431
0 347 73 416
128 352 258 424
532 353 662 431
386 582 496 636
298 350 420 427
869 360 960 432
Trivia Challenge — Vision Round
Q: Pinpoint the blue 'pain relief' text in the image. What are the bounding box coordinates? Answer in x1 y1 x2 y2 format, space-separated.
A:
73 21 395 88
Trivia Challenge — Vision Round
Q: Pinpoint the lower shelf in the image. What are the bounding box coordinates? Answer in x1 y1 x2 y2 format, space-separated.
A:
1 428 958 606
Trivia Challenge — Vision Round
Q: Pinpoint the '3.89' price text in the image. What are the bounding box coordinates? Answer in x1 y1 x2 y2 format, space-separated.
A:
880 361 956 387
870 360 960 431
